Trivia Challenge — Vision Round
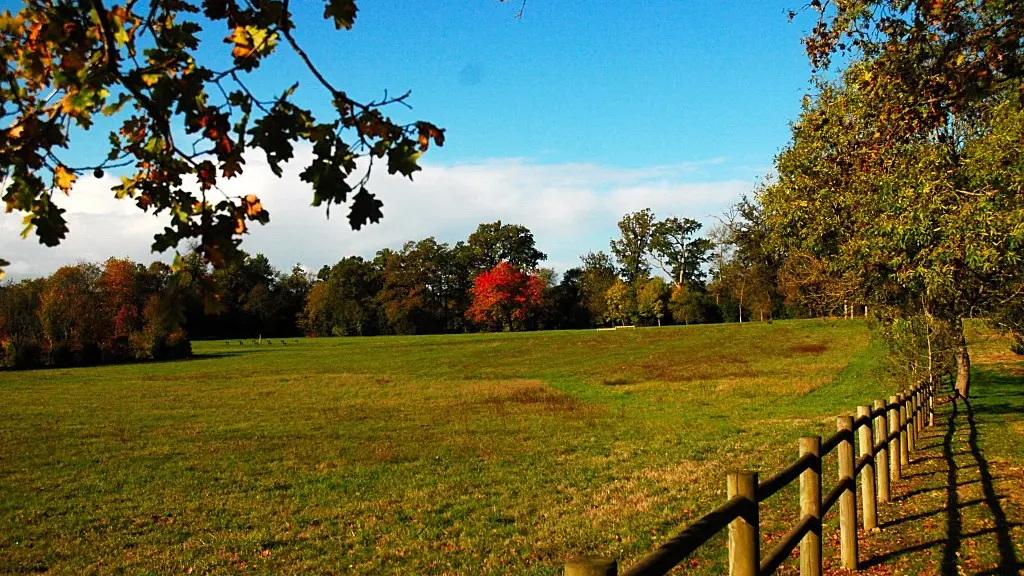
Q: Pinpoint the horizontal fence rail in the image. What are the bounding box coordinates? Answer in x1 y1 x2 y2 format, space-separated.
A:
566 379 939 576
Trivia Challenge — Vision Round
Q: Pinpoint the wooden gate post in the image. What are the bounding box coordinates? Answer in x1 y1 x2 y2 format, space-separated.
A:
800 437 822 576
837 416 858 570
857 406 878 530
728 471 759 576
888 395 902 481
873 399 890 503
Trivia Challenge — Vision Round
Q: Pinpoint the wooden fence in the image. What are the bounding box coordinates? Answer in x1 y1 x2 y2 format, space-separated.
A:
565 380 937 576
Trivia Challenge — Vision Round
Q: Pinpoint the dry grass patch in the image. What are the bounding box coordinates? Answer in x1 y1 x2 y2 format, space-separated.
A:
584 460 716 522
466 380 590 414
789 343 828 354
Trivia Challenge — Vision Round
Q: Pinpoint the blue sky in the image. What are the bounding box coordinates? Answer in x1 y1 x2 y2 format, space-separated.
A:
1 1 820 279
283 0 814 172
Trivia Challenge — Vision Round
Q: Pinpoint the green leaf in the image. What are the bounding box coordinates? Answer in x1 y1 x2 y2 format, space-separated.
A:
323 0 357 30
387 141 421 178
102 93 133 116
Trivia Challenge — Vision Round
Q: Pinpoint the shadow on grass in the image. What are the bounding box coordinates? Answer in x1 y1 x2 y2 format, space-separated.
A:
189 351 248 361
963 395 1020 575
861 364 1023 575
941 396 962 576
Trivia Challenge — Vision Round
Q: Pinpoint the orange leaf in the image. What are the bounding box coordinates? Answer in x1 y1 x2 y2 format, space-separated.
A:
244 194 262 217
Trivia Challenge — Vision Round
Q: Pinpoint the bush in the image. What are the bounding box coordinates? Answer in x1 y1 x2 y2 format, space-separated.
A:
131 328 192 361
1012 333 1024 355
2 340 43 369
49 343 75 367
166 330 192 360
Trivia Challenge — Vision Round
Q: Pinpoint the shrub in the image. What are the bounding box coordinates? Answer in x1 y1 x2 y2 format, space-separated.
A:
2 340 43 369
1012 333 1024 356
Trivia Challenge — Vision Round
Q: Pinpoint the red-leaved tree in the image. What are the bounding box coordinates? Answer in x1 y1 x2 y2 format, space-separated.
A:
466 262 544 331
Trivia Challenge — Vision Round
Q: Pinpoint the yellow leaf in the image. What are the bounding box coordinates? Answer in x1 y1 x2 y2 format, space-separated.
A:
244 194 262 217
54 165 76 194
227 25 277 60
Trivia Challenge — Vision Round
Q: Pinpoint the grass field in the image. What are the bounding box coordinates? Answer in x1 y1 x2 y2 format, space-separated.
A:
1 320 915 574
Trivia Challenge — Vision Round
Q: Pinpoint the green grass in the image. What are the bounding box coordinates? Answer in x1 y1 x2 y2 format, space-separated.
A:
0 319 900 574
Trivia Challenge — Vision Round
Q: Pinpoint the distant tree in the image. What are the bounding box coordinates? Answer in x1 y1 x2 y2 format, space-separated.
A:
376 238 454 335
273 265 314 336
298 282 336 338
300 256 382 337
542 267 591 329
466 221 547 271
610 209 656 284
668 284 708 325
603 279 636 326
0 279 45 368
708 198 782 323
39 264 106 364
98 258 144 357
578 251 618 326
466 262 544 331
650 216 713 289
636 277 669 326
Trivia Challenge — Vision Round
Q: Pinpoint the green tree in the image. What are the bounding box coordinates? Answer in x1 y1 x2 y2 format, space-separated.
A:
466 221 546 271
650 216 713 289
609 209 655 284
636 277 669 326
578 251 618 326
762 58 1024 397
603 279 635 326
38 263 106 364
0 278 45 367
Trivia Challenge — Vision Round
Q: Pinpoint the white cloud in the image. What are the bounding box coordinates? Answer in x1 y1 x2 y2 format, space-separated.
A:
0 148 753 280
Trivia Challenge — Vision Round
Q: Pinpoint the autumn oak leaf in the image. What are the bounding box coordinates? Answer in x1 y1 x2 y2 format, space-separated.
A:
348 188 383 230
54 166 77 194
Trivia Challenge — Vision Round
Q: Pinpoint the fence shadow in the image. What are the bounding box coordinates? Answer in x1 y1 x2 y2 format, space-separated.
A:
860 368 1022 575
962 395 1020 575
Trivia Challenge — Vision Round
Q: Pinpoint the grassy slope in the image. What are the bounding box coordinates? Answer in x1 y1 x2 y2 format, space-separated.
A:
0 320 898 575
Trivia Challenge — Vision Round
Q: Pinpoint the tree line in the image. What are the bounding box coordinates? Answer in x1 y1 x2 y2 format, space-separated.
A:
1 211 846 369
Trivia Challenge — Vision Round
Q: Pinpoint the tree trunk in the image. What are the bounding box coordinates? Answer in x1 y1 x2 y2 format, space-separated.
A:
739 282 745 323
955 329 971 398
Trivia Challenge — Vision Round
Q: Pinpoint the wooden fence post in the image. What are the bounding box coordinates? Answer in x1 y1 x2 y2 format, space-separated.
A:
888 395 902 481
912 389 919 442
928 381 935 427
909 389 917 457
912 388 920 444
857 406 878 530
873 399 890 503
909 387 917 450
837 416 858 570
728 471 759 576
565 557 617 576
800 436 822 576
915 387 923 435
